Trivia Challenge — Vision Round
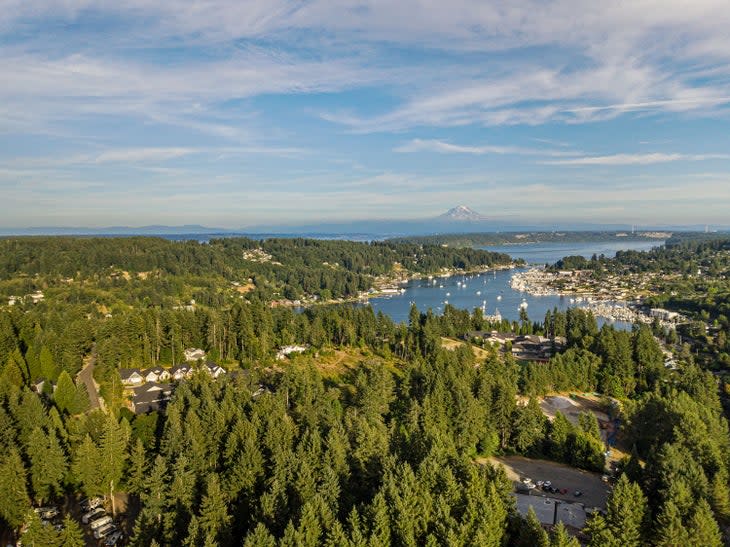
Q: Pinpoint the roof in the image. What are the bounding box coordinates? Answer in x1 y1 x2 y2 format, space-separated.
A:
120 368 142 380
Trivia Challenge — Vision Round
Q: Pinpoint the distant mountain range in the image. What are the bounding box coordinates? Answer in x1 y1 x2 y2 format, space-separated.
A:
0 207 727 237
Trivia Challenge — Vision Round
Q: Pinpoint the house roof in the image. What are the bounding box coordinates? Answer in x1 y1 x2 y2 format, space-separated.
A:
120 368 142 379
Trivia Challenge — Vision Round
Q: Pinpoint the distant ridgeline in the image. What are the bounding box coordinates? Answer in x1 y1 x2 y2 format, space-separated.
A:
0 236 513 304
550 235 730 274
390 230 676 247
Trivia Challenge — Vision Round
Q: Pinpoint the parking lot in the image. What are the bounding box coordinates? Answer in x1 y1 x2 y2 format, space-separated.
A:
491 455 611 510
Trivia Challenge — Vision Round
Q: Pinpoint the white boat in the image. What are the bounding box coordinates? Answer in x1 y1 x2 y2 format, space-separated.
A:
496 295 502 301
476 291 481 296
446 292 450 296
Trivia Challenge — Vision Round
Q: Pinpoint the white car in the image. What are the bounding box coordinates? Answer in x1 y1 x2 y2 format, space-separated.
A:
93 523 117 539
81 507 105 525
90 515 113 531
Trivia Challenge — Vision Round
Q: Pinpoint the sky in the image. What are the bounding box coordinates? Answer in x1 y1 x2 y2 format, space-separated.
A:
2 1 730 229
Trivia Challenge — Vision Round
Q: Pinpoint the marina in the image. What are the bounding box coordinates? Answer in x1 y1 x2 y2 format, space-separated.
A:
364 240 663 328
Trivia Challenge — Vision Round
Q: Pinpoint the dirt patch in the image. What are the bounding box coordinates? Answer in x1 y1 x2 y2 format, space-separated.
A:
488 455 611 510
441 337 491 360
236 283 255 294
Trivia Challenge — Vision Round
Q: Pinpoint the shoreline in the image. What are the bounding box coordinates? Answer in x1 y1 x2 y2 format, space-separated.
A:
509 267 683 328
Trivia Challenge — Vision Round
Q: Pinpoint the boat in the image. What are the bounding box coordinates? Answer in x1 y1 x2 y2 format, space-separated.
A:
446 292 451 296
476 291 481 296
496 295 502 301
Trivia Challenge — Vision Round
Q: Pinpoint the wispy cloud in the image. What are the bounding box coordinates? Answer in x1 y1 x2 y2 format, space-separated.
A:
543 153 730 166
394 138 579 157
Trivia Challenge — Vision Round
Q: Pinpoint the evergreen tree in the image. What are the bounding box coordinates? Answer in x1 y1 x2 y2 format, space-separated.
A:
21 510 61 546
53 371 77 414
550 522 579 547
514 507 549 547
27 427 67 504
99 414 129 515
654 501 690 547
687 499 722 547
193 473 231 546
0 448 31 529
58 514 85 547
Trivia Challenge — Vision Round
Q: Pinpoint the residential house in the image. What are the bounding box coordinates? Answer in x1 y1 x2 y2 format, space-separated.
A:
275 345 309 360
120 368 144 386
170 364 193 381
184 348 206 362
142 366 170 383
131 382 173 413
203 362 226 379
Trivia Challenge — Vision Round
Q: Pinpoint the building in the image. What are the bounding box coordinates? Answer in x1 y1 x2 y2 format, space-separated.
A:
184 348 206 362
276 345 308 360
203 362 227 379
650 308 680 322
131 382 173 413
142 366 170 383
120 368 144 386
170 363 193 381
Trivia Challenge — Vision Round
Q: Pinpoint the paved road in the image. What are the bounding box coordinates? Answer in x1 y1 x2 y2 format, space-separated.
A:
77 352 105 411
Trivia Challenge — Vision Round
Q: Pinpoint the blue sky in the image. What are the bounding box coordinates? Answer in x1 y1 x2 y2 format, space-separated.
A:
2 1 730 228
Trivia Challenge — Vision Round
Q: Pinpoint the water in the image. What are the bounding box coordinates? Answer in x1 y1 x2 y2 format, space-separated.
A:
366 240 663 327
480 240 662 266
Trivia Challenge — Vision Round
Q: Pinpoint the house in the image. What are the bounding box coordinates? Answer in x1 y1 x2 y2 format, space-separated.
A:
131 382 173 413
184 348 206 362
120 368 144 386
29 291 44 303
203 362 226 379
142 366 170 383
170 363 193 381
275 345 309 360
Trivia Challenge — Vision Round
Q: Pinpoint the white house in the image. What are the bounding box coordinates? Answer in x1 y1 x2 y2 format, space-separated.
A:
276 345 308 360
120 368 144 386
184 348 206 362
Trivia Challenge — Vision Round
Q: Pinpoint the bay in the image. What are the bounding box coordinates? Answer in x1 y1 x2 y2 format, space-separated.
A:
365 240 663 327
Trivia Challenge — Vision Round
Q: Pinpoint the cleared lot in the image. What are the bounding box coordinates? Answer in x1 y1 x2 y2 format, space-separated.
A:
491 455 610 510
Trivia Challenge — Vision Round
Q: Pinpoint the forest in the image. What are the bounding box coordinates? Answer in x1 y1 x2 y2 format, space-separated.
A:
0 236 728 546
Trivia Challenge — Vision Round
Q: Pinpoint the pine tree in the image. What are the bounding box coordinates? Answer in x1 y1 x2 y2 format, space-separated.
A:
40 346 59 381
72 434 104 498
515 507 549 547
195 474 231 546
654 501 690 547
710 470 730 521
0 448 31 529
588 474 646 547
53 371 77 414
21 510 61 546
687 499 722 547
27 427 67 504
58 514 85 547
550 522 579 547
99 414 129 515
126 437 148 496
243 523 277 547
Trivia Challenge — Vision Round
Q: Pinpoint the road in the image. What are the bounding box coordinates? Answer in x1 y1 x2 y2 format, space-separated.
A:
77 351 105 412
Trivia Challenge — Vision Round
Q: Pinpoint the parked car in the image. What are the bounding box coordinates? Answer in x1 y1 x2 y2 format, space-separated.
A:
81 507 105 525
81 497 104 512
574 490 583 497
560 488 568 495
34 506 59 520
93 523 117 539
104 530 124 546
90 515 113 531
